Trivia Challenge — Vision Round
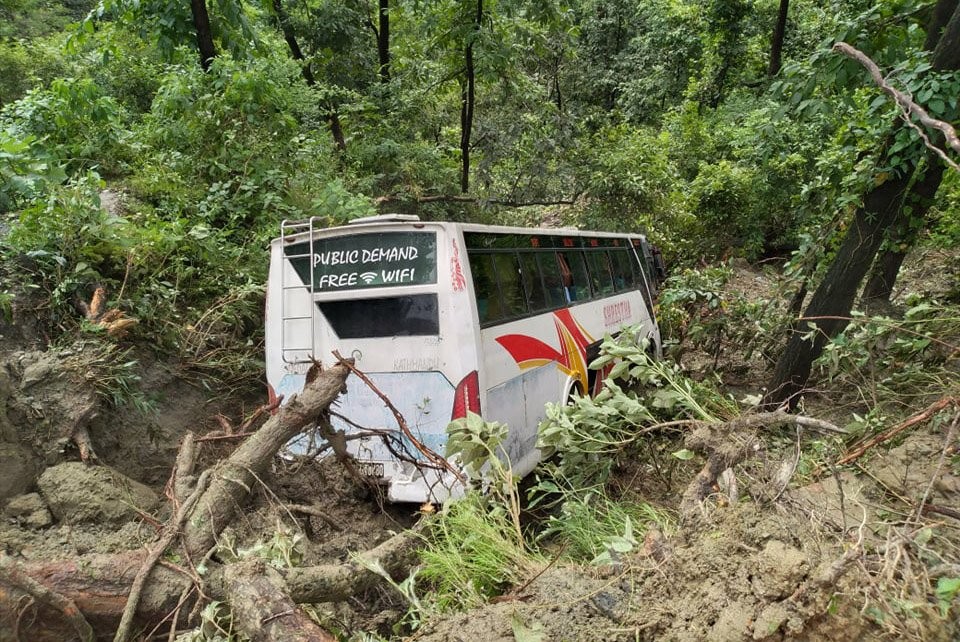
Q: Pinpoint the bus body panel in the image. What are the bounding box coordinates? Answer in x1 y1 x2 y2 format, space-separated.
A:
265 217 662 504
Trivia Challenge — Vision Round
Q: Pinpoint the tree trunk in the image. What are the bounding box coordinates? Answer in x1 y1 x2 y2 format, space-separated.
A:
763 5 960 410
768 0 789 76
189 0 217 72
378 0 390 83
216 560 337 642
0 364 358 640
860 161 943 304
460 0 482 194
272 0 347 151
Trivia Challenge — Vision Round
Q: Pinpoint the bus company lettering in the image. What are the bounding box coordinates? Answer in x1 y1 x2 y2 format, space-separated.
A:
603 300 631 327
312 245 420 267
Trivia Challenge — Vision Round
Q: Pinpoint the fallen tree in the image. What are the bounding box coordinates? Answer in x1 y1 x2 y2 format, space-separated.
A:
0 361 427 641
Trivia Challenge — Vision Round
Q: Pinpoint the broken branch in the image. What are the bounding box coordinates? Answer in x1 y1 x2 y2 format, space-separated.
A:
833 41 960 171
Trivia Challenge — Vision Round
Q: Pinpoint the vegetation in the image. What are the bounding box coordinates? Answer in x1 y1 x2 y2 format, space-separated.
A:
1 0 959 639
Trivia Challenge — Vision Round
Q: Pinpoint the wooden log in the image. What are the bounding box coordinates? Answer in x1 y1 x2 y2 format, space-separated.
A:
215 559 336 642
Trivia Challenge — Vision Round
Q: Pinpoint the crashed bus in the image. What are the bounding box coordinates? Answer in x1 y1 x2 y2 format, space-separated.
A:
265 214 662 503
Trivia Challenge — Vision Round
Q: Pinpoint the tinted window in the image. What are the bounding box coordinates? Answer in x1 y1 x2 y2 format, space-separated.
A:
319 294 439 338
492 253 526 318
586 250 615 296
468 253 500 323
520 252 549 312
610 248 637 291
559 251 591 302
540 252 568 308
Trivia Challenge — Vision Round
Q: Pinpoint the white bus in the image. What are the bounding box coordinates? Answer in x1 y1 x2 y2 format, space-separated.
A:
265 214 662 503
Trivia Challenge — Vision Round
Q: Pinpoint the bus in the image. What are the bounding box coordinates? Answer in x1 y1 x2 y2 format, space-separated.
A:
265 214 662 503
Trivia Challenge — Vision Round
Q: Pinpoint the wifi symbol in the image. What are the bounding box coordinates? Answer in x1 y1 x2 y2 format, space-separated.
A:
359 272 378 284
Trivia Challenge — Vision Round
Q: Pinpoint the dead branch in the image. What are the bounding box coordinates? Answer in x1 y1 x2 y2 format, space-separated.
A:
286 503 342 531
181 362 351 559
172 432 197 506
0 558 94 642
837 396 957 465
283 520 426 603
679 410 844 519
373 193 580 208
333 351 465 485
214 559 336 642
113 470 212 642
833 41 960 172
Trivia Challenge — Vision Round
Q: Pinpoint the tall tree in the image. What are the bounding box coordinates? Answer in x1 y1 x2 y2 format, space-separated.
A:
459 0 482 193
764 2 960 410
377 0 390 82
270 0 347 150
768 0 788 76
190 0 217 71
860 0 959 303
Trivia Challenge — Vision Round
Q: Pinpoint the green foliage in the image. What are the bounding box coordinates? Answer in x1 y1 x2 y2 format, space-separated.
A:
937 576 960 618
0 130 66 212
0 37 70 105
175 601 246 642
538 495 672 563
417 492 540 612
64 339 155 413
813 300 960 407
5 171 131 312
2 77 128 172
657 263 791 365
534 331 736 496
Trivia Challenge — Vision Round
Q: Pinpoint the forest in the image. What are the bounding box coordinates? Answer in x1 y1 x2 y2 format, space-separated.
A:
0 0 959 639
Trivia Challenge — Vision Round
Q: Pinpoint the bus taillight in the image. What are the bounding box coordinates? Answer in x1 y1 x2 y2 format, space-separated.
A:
451 371 480 419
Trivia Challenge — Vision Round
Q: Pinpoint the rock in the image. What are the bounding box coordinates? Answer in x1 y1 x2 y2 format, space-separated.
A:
37 462 159 525
3 492 52 529
751 540 809 600
0 441 39 500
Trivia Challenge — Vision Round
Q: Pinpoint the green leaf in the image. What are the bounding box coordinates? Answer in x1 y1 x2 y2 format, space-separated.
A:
672 448 695 461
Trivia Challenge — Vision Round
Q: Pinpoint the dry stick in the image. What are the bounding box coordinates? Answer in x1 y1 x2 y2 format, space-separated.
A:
333 351 466 484
833 41 960 171
912 411 959 523
0 560 94 642
286 503 342 531
113 469 213 642
922 503 960 521
837 396 957 465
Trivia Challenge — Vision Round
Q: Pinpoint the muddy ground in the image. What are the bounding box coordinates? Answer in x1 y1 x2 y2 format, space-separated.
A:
0 249 958 641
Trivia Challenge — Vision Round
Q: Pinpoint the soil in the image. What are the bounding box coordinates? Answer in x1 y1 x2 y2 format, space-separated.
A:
0 246 957 641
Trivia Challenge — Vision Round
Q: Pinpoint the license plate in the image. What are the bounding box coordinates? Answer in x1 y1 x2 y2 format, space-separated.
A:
358 462 385 478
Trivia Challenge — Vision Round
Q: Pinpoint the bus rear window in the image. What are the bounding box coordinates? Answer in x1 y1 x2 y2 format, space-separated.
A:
285 231 437 293
318 294 439 338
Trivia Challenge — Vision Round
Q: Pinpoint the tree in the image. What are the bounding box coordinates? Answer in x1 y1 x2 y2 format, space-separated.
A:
768 0 788 76
459 0 482 193
270 0 347 150
377 0 390 82
763 2 960 410
190 0 217 71
861 0 960 303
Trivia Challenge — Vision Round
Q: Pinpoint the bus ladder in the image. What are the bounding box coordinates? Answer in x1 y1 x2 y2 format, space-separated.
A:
279 217 324 364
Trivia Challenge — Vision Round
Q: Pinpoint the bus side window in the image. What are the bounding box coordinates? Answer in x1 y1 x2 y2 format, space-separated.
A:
561 251 592 301
492 252 527 318
541 252 567 307
610 248 636 291
520 252 548 312
469 252 501 323
586 250 615 296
